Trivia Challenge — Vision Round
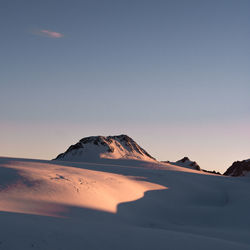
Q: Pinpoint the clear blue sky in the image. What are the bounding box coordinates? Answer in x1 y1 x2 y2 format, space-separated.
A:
1 0 249 172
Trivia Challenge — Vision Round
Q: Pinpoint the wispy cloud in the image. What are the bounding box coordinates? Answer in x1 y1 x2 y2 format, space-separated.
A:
35 29 64 38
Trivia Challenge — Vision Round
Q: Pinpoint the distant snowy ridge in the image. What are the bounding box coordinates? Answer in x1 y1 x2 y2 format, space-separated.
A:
163 157 201 171
54 134 156 162
163 157 221 174
224 158 250 176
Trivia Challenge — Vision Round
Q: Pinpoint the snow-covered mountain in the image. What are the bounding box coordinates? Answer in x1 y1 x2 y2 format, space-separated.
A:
54 134 156 162
163 157 201 171
224 159 250 176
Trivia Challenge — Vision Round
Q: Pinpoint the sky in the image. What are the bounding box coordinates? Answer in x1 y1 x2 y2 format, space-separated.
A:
0 0 249 172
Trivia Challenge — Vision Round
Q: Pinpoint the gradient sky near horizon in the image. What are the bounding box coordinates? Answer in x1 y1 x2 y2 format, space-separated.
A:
1 0 249 172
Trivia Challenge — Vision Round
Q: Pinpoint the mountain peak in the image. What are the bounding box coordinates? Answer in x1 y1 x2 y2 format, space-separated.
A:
224 159 250 176
178 157 190 163
174 157 201 170
54 134 156 162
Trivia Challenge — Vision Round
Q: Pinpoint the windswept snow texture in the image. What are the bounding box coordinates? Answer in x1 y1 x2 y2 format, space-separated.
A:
55 134 156 162
224 159 250 176
0 156 250 250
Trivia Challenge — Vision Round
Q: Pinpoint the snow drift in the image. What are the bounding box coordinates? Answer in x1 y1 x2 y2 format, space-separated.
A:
0 156 250 250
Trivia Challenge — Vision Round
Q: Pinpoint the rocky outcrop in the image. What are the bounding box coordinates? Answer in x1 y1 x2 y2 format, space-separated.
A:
224 159 250 176
202 169 221 175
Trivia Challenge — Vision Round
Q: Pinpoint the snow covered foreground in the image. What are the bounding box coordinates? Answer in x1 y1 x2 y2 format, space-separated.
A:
0 157 250 250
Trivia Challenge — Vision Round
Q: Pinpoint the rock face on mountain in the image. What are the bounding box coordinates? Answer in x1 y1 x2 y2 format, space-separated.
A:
175 157 201 170
224 159 250 177
202 169 221 175
163 157 201 171
54 134 156 162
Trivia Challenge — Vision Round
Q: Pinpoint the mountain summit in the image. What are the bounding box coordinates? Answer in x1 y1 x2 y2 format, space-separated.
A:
224 159 250 176
54 134 156 162
163 157 201 171
174 157 201 170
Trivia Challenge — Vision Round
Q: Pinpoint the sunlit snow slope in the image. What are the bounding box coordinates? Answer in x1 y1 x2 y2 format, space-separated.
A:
0 157 250 250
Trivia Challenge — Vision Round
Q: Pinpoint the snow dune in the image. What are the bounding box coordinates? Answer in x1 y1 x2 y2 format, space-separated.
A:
0 156 250 250
0 158 165 216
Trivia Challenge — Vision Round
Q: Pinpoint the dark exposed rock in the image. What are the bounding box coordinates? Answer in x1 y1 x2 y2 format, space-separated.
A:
179 157 190 163
224 159 250 176
107 146 114 153
202 169 221 175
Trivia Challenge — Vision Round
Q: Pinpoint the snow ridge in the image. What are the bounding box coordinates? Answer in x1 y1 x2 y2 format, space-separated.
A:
163 157 201 171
